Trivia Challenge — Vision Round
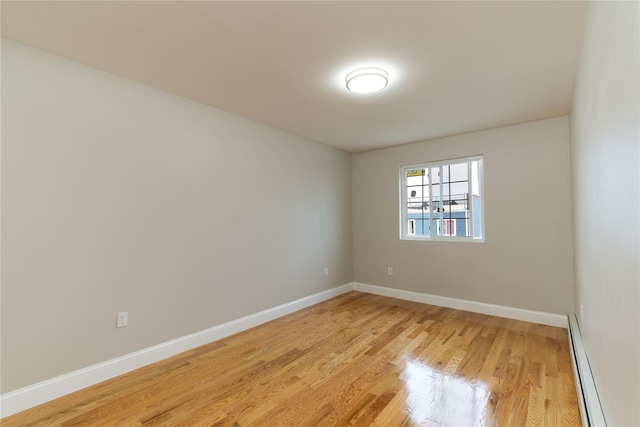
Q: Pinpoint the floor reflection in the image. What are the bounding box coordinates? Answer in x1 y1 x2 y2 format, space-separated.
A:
402 359 491 426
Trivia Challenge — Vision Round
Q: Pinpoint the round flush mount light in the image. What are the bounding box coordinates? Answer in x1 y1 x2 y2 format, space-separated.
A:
345 67 389 94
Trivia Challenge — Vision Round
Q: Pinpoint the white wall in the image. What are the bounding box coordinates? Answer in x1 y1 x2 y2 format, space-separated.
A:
0 38 352 393
352 117 575 314
570 1 639 425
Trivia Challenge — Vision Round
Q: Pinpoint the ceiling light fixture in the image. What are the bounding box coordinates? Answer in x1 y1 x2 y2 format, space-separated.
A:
346 67 389 94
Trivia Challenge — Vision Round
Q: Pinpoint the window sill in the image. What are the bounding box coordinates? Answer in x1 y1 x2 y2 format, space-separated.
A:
400 236 485 243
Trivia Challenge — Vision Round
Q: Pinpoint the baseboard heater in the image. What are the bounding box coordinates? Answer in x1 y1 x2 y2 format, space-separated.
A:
567 313 607 426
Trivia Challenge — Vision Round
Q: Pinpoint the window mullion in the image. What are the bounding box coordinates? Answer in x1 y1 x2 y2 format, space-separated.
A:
438 166 443 237
427 168 433 238
468 160 473 238
421 169 426 237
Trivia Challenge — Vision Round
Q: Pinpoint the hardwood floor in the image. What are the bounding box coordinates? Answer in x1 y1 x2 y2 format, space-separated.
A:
2 292 581 426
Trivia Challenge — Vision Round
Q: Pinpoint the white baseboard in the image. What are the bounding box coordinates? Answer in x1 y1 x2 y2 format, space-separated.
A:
1 281 568 418
0 283 353 418
568 313 607 426
352 282 568 328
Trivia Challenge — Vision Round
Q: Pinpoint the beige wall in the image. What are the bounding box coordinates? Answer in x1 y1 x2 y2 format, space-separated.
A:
353 117 575 314
570 1 639 425
0 39 352 393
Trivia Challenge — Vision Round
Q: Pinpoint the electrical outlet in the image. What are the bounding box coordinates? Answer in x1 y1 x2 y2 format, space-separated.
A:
387 267 393 276
324 267 329 277
117 311 128 328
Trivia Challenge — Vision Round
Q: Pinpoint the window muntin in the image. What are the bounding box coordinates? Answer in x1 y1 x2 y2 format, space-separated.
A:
400 156 483 241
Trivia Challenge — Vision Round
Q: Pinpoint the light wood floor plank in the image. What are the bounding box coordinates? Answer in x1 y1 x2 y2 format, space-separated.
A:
2 292 581 426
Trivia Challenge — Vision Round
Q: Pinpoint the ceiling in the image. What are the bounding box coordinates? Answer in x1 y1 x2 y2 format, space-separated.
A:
1 1 588 153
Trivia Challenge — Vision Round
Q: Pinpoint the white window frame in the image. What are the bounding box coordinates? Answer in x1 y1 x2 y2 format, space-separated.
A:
399 155 484 242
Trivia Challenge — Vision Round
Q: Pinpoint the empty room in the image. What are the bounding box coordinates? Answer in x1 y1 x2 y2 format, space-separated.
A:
1 1 638 426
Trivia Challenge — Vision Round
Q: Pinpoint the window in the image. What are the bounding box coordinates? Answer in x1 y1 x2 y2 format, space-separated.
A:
400 156 483 241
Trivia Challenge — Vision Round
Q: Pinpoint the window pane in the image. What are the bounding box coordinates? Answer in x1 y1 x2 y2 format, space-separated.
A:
471 161 480 196
471 160 483 238
449 162 468 182
405 168 430 236
448 182 468 195
429 167 440 184
407 175 425 187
